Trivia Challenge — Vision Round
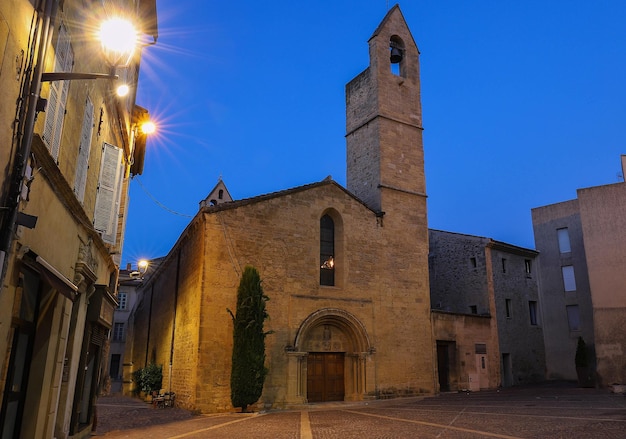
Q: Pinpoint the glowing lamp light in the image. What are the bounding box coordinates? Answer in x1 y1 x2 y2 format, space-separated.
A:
116 83 130 97
321 256 334 269
141 121 156 135
99 18 138 67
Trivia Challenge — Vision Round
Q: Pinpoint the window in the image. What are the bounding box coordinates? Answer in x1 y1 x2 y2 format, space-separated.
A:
470 257 477 268
505 299 512 318
110 354 121 378
112 322 124 341
94 142 124 244
470 305 478 314
117 292 127 310
524 259 532 275
528 301 538 326
557 228 571 253
562 265 576 291
43 22 74 160
501 258 507 273
566 305 580 331
320 214 335 286
74 96 94 202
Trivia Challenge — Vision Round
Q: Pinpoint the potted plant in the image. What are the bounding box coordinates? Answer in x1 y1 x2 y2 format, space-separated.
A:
575 337 594 388
132 363 163 401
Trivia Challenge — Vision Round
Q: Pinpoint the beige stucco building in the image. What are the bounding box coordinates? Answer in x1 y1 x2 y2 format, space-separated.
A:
532 155 626 387
0 0 157 437
127 6 438 413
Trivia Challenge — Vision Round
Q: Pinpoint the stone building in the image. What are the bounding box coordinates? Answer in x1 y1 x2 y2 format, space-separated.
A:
127 6 437 412
429 230 545 391
0 0 157 437
532 155 626 386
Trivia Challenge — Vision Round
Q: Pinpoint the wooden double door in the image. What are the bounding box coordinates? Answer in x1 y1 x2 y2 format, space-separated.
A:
307 352 345 402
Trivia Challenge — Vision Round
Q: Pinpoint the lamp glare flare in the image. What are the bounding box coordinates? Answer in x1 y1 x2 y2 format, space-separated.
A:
116 84 130 97
99 18 138 66
141 121 156 135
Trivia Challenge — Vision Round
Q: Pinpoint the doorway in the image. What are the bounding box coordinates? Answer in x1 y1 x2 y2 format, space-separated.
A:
436 341 455 392
502 353 513 387
307 353 345 402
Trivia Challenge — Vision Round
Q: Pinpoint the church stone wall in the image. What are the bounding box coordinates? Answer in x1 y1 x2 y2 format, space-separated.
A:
185 182 434 412
128 220 204 410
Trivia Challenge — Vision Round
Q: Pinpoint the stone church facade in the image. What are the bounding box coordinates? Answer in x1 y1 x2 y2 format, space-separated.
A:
126 6 437 412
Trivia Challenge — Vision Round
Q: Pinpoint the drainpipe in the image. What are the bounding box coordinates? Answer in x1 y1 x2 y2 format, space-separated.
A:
145 284 154 367
169 250 181 395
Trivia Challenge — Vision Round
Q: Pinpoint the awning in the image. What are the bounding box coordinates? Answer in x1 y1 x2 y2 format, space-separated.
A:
20 250 79 302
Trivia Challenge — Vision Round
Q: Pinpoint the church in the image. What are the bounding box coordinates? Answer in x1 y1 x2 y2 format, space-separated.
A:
126 5 437 412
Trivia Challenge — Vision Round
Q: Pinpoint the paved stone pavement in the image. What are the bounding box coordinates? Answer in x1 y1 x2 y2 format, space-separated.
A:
95 383 626 438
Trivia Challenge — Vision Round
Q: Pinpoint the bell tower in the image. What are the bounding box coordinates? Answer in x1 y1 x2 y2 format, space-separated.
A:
346 5 425 215
344 5 434 397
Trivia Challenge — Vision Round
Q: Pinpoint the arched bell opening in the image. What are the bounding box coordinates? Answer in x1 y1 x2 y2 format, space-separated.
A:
389 35 406 77
288 309 374 403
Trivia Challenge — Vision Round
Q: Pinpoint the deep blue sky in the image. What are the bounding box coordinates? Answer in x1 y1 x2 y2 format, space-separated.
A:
122 1 626 268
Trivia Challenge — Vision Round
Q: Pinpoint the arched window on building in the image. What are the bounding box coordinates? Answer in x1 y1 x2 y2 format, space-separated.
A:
320 214 335 286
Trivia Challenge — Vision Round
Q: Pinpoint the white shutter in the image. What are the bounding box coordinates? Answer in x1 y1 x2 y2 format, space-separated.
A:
94 143 124 245
43 22 73 161
74 97 94 202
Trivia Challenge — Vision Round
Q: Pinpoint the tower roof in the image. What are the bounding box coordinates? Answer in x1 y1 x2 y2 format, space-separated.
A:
369 4 418 52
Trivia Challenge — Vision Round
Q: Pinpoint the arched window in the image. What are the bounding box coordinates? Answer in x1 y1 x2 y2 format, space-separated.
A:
218 189 224 200
320 215 335 286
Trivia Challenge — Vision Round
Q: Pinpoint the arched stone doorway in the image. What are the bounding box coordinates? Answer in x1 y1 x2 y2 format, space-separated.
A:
285 308 374 404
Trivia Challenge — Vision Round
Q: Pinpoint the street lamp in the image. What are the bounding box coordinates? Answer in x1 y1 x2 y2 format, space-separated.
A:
98 18 139 67
130 259 149 279
41 17 138 83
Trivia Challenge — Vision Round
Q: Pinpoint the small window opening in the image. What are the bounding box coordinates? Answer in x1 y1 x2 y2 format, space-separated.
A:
557 228 571 253
475 343 487 354
501 258 507 273
389 35 405 76
218 189 224 200
470 257 477 268
529 301 538 326
470 305 478 314
525 259 532 275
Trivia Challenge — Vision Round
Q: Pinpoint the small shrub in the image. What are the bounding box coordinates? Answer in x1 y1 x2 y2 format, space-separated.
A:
575 337 589 368
132 363 163 394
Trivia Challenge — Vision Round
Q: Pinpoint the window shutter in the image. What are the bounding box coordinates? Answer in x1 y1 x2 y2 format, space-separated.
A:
43 22 74 160
94 143 124 245
74 97 94 202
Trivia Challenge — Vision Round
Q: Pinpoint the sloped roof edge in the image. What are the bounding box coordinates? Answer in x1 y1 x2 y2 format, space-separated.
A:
199 177 378 215
369 4 418 51
430 228 538 256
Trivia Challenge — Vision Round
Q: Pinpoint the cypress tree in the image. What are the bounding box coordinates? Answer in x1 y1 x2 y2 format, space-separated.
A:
227 266 269 412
